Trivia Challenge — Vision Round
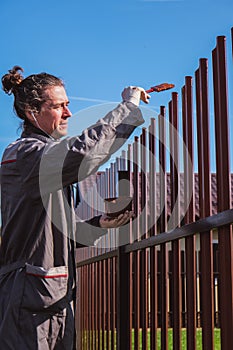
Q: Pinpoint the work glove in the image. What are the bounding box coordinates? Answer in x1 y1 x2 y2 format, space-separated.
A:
121 86 151 106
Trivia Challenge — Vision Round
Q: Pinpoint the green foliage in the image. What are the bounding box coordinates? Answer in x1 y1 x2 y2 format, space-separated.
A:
81 328 221 349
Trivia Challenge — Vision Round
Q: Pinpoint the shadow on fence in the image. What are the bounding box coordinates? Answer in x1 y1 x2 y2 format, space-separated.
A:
75 28 233 350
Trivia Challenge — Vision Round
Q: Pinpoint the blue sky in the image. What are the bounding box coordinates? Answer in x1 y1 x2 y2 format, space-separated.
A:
0 0 233 170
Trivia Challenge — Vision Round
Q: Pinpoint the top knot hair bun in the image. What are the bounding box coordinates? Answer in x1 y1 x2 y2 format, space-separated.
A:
1 66 24 95
1 66 64 120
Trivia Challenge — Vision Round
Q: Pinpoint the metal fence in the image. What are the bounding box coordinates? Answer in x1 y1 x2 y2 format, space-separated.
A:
75 28 233 349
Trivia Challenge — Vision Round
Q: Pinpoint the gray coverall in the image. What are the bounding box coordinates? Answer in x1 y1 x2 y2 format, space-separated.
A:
0 101 144 349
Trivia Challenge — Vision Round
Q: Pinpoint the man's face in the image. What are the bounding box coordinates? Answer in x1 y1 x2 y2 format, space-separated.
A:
34 85 72 139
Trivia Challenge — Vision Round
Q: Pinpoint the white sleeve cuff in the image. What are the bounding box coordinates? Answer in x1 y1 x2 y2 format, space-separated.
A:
121 86 141 106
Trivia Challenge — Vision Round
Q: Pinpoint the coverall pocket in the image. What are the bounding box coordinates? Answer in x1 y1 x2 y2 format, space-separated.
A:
21 264 68 312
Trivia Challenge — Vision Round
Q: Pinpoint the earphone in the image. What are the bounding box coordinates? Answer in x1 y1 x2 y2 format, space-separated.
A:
31 111 42 131
30 111 55 140
31 111 37 123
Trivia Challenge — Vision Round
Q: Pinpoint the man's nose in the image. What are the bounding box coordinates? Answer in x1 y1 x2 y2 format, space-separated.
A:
63 105 72 117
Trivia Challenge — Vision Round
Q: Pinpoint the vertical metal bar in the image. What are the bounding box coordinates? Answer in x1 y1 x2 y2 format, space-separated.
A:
127 143 134 348
116 253 131 350
140 129 147 350
104 166 112 349
195 58 214 349
116 171 131 350
159 106 167 232
140 128 148 241
110 257 116 350
140 247 148 350
231 27 233 58
76 268 82 350
133 136 140 349
140 128 149 349
212 36 233 350
148 119 157 238
82 266 87 350
103 170 109 251
182 77 196 350
80 267 84 349
148 118 158 349
106 259 111 350
119 150 126 171
89 265 92 349
94 262 98 349
158 106 169 350
133 136 140 229
84 266 88 350
110 163 114 199
169 94 180 230
127 144 132 192
78 267 84 349
89 264 94 349
81 266 85 350
101 259 106 348
86 265 89 350
84 265 88 350
169 93 182 350
98 261 102 350
127 144 133 245
91 263 94 349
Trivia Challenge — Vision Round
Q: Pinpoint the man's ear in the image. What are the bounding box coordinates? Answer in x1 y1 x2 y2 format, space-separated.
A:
25 108 36 123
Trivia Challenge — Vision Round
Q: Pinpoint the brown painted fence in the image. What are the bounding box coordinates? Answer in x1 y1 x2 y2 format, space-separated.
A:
75 28 233 349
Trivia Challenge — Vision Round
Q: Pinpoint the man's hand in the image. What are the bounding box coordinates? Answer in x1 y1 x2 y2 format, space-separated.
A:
99 211 135 229
138 87 151 104
121 86 151 106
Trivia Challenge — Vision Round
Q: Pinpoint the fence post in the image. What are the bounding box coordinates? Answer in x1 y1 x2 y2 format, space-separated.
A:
116 170 131 350
212 35 233 350
195 58 214 349
132 137 141 349
231 27 233 58
182 76 196 350
158 106 169 350
169 92 182 350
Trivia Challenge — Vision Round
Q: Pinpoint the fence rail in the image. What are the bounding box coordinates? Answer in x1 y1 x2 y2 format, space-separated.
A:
75 28 233 349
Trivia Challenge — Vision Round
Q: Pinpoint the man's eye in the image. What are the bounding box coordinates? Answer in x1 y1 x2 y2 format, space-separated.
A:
53 103 69 109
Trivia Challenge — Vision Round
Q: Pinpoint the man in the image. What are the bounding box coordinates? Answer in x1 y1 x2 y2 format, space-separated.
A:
0 66 150 349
